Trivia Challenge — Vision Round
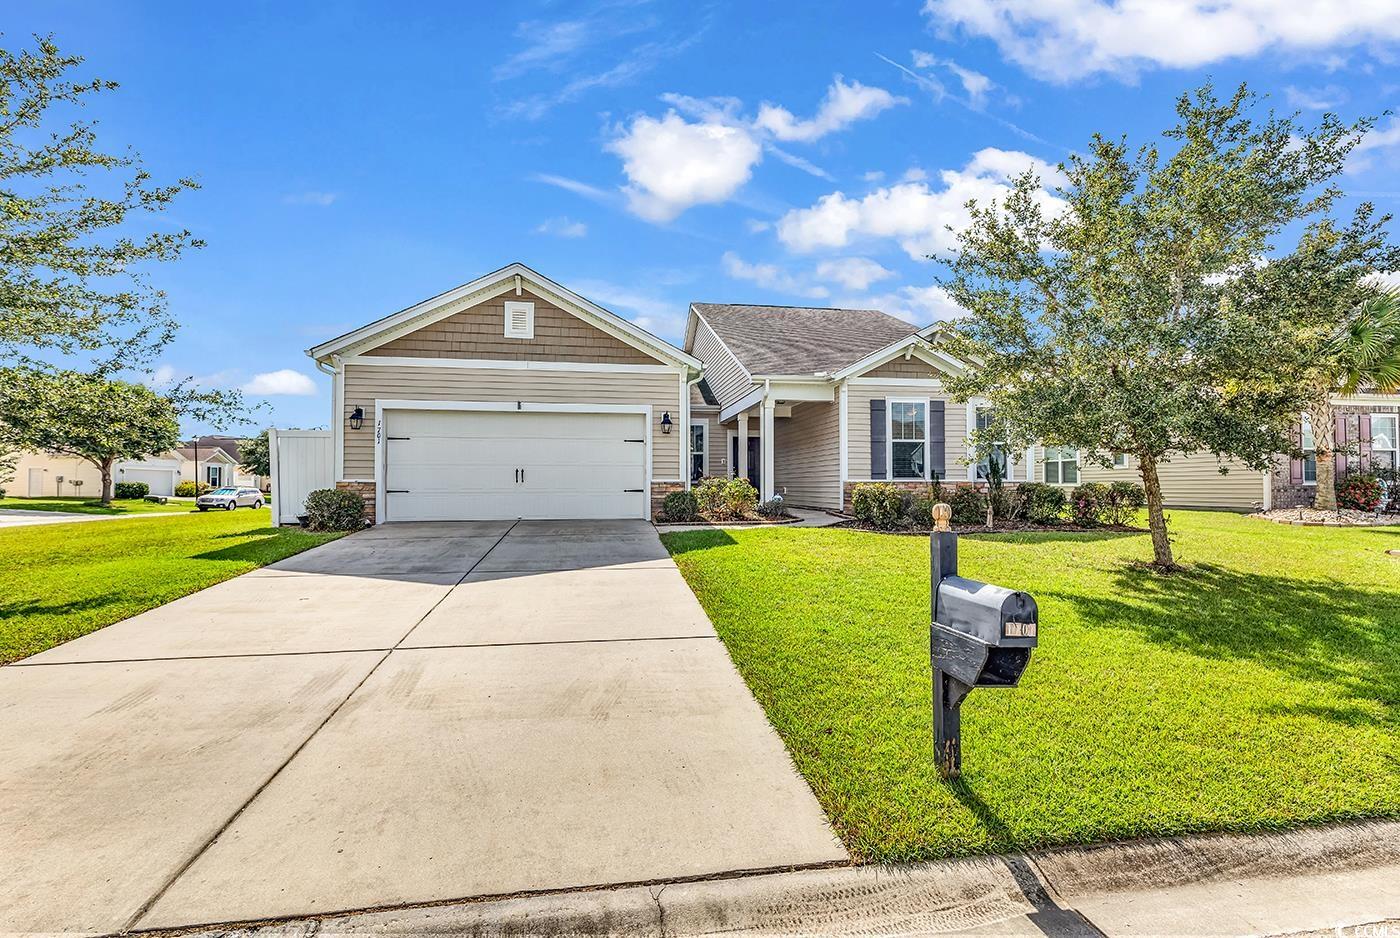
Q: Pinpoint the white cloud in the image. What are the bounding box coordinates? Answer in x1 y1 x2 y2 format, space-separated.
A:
814 257 895 291
912 52 995 108
863 170 887 183
1348 116 1400 173
530 173 614 203
1285 84 1347 110
722 252 830 299
852 284 965 324
924 0 1400 83
754 76 906 143
571 278 688 341
283 191 338 207
1365 271 1400 290
607 111 764 222
745 218 772 233
902 167 929 182
243 369 318 396
535 216 588 238
777 148 1067 258
148 364 176 387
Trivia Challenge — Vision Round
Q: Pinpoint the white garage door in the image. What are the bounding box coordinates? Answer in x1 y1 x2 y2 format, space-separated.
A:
120 468 176 496
383 409 647 522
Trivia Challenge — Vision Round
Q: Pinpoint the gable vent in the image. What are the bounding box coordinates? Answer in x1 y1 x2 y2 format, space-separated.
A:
504 300 534 339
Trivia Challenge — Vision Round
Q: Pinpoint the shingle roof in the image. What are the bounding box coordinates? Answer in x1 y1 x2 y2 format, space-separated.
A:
692 303 918 376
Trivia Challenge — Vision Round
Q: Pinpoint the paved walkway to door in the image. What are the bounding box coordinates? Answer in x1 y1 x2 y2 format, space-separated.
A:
0 520 845 935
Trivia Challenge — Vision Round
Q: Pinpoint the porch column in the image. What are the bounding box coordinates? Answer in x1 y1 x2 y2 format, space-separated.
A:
761 399 776 501
737 412 749 482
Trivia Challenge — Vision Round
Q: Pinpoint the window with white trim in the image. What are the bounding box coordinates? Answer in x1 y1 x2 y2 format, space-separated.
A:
690 422 707 482
975 407 1011 480
1371 414 1398 471
1301 414 1317 484
503 300 534 339
206 464 222 486
1043 446 1079 484
1113 453 1127 468
889 399 927 479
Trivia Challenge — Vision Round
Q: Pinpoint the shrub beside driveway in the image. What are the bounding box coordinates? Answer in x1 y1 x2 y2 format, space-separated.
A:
1 508 342 663
661 510 1400 862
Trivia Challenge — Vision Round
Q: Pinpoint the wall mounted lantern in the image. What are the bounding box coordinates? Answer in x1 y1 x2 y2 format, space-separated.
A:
349 406 364 431
660 411 673 434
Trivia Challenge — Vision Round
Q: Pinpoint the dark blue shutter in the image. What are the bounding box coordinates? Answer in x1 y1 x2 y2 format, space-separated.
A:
929 400 945 478
870 399 887 479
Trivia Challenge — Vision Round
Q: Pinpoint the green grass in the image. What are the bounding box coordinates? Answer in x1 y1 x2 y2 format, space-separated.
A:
0 495 197 514
662 511 1400 862
0 508 343 663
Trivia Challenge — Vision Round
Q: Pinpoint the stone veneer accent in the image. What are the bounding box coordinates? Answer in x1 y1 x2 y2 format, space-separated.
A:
651 481 684 519
841 479 990 513
335 480 376 525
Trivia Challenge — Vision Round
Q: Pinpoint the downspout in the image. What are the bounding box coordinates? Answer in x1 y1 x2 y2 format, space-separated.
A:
314 354 344 483
684 367 704 489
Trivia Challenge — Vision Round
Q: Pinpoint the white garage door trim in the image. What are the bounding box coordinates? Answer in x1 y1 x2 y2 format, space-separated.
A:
117 467 179 497
374 400 653 522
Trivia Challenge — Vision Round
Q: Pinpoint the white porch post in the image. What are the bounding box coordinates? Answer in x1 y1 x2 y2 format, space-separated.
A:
761 399 776 501
737 412 749 482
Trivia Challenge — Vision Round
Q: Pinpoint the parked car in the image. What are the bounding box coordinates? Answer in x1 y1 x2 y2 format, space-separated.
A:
196 487 265 511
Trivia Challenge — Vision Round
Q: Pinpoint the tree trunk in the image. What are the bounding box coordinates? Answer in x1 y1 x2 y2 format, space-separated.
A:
97 458 114 505
1309 398 1337 511
1138 452 1176 569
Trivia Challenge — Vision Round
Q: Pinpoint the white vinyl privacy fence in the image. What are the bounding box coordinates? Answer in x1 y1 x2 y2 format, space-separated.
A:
268 429 334 525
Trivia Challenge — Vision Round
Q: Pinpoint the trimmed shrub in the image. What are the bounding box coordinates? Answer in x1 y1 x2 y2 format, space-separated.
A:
693 476 729 518
1070 482 1110 526
1104 481 1147 525
303 487 365 531
947 485 988 525
114 481 150 500
757 496 786 519
1017 482 1067 524
851 482 905 529
175 480 212 497
1337 474 1384 511
908 493 934 529
661 489 699 522
722 477 759 518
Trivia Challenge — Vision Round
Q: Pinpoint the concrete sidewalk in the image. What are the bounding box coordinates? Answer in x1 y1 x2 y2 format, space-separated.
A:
171 820 1399 937
0 508 189 528
1 520 844 935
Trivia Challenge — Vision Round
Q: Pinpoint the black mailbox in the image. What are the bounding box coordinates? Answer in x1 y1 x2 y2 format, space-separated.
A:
930 523 1038 778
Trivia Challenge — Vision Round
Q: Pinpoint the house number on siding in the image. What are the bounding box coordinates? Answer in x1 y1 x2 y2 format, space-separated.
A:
376 418 382 445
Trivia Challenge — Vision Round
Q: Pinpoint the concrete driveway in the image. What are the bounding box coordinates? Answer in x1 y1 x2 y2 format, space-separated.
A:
1 520 845 934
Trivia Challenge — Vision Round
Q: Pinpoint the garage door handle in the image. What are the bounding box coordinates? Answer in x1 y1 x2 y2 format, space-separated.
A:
388 436 410 440
624 488 644 493
387 489 410 494
624 438 644 443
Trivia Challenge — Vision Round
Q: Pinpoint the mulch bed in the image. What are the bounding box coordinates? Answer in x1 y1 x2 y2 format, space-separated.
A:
834 519 1144 536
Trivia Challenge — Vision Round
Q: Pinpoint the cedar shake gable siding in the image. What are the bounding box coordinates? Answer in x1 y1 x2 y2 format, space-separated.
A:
364 289 660 365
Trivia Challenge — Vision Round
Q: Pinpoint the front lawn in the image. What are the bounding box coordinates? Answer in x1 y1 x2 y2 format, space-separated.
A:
662 510 1400 862
1 508 342 663
0 495 196 515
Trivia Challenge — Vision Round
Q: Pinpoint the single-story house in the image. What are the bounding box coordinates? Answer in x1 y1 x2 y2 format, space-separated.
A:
684 303 1400 513
177 437 269 490
307 263 702 522
299 263 1396 522
10 451 185 498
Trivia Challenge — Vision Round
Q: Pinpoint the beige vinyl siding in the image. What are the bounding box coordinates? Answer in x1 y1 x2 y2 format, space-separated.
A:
846 382 968 480
1039 450 1265 510
689 407 730 480
691 316 752 408
774 401 841 508
365 289 659 364
863 357 942 379
342 363 682 481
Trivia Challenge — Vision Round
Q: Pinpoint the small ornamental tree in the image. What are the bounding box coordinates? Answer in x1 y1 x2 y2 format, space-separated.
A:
239 429 272 478
0 369 179 504
940 82 1392 569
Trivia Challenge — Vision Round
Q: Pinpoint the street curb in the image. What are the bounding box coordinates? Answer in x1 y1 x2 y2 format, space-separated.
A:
148 819 1400 937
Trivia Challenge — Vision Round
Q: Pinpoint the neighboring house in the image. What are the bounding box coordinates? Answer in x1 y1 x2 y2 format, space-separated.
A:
10 451 184 497
178 436 269 490
306 263 702 522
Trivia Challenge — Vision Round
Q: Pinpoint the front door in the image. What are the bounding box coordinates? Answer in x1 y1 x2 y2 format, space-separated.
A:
730 435 760 490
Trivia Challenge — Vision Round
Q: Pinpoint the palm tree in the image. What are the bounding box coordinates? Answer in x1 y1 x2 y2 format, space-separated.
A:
1309 287 1400 510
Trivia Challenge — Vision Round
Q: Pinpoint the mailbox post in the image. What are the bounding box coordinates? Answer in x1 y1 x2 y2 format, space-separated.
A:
929 503 1038 779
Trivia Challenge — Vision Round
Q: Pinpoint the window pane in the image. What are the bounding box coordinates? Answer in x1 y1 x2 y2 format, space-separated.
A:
691 453 704 481
691 425 704 450
1045 461 1059 484
892 441 925 479
1301 416 1315 450
1303 455 1317 483
891 402 925 441
1063 461 1079 484
1373 416 1397 451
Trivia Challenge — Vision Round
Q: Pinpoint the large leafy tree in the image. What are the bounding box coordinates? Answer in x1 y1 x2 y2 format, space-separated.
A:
940 83 1392 569
238 429 271 478
0 369 179 503
1 35 202 369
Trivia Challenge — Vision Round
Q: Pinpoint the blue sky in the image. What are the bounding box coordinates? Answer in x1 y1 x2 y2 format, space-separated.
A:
9 0 1400 433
